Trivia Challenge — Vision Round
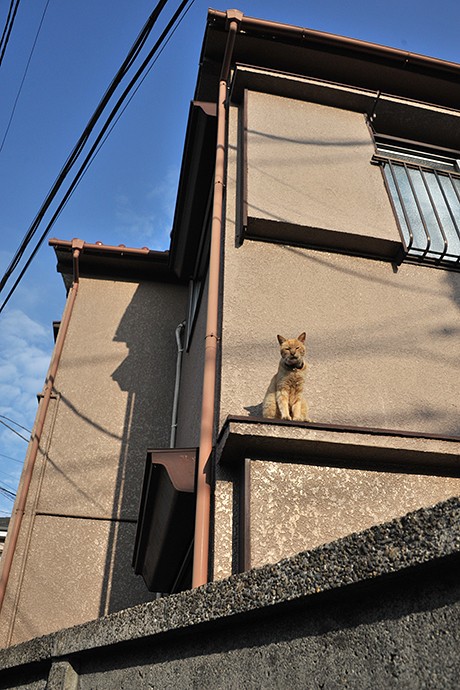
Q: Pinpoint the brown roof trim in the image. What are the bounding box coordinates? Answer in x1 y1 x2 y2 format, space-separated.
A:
49 238 182 288
208 9 460 75
49 238 157 256
197 10 460 110
169 101 217 280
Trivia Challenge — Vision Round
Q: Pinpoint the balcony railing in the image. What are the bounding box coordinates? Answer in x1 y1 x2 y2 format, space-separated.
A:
374 153 460 267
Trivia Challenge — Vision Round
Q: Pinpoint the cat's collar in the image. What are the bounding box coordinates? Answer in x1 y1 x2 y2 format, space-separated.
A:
283 360 305 371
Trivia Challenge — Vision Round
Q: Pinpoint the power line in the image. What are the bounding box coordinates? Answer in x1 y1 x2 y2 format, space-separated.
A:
0 0 51 154
0 0 21 69
0 485 16 501
0 1 16 52
0 415 31 434
0 419 29 443
0 0 171 297
0 469 18 491
0 0 195 315
0 452 23 464
81 0 196 182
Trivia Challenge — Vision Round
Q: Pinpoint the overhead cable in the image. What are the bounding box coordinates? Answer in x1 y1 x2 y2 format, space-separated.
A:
0 419 29 443
0 0 51 154
0 0 170 297
0 415 31 434
0 452 23 465
0 0 195 315
0 0 21 68
0 485 16 501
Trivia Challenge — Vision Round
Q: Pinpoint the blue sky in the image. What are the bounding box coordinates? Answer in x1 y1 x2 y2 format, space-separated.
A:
1 0 460 516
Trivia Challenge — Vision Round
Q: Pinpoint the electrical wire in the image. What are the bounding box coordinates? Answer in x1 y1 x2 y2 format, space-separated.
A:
0 452 23 464
0 415 31 434
0 0 170 296
0 469 18 491
0 0 16 50
0 0 51 154
0 420 29 443
0 486 16 501
0 0 195 315
0 0 21 69
77 0 196 188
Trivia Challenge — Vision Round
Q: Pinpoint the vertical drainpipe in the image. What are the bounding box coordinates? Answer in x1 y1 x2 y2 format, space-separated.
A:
170 321 185 448
0 238 84 615
192 10 242 588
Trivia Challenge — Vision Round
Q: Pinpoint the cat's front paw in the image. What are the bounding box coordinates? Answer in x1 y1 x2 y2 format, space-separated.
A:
281 413 292 420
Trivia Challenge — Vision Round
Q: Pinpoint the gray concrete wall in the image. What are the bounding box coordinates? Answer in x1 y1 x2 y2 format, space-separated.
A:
1 497 460 690
0 277 187 647
245 90 399 253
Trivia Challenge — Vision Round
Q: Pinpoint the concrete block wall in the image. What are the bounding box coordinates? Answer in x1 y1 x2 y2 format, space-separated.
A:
1 497 460 689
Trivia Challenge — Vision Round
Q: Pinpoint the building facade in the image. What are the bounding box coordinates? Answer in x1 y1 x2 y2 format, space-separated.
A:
0 10 459 653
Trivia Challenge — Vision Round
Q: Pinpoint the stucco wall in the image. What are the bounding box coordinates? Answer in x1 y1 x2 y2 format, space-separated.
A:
222 105 460 437
245 90 400 254
212 100 460 580
220 241 460 435
175 272 209 448
249 460 460 569
0 277 187 646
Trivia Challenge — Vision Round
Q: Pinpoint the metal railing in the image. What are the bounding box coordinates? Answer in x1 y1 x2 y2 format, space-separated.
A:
374 154 460 267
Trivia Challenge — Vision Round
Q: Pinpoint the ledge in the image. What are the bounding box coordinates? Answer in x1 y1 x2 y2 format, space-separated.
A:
1 495 460 673
216 416 460 473
231 65 460 152
244 218 404 263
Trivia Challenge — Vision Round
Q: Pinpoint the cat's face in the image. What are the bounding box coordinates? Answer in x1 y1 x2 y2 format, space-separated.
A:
277 333 306 367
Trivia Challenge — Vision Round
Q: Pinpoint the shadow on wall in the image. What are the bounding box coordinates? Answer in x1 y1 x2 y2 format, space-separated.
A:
234 246 460 436
445 268 460 323
99 282 185 617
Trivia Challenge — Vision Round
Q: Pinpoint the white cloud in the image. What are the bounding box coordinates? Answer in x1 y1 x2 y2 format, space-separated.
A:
115 166 179 250
0 309 53 514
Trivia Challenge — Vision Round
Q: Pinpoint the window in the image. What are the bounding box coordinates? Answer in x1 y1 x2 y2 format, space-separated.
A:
374 140 460 267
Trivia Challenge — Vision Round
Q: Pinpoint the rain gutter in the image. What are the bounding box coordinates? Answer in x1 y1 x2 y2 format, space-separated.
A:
207 9 460 76
0 239 84 616
192 10 242 588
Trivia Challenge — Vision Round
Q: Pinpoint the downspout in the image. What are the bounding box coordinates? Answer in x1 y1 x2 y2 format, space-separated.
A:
170 321 185 448
0 238 84 614
192 10 242 588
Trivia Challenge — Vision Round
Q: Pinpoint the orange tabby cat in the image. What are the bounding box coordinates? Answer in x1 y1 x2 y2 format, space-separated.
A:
262 332 310 421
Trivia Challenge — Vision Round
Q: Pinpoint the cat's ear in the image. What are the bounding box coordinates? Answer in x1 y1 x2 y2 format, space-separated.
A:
277 334 286 345
297 332 306 342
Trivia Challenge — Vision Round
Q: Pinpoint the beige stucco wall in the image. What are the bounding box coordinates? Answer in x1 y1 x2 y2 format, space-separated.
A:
250 460 460 567
220 242 460 435
249 461 460 570
212 97 460 580
175 274 209 448
222 104 460 437
0 277 187 646
245 90 399 250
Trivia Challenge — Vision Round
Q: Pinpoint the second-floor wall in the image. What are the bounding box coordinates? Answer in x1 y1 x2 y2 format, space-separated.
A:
219 93 460 437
